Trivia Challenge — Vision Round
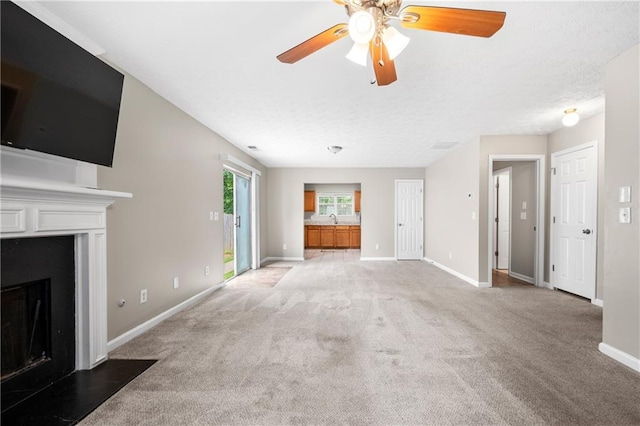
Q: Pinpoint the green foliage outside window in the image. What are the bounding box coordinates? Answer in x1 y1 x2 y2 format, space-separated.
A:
223 170 234 214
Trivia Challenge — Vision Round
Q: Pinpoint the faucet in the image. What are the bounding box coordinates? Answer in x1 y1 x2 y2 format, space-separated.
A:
329 214 337 224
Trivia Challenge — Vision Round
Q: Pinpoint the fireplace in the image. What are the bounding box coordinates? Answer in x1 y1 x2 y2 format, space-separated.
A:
1 236 76 409
0 148 131 410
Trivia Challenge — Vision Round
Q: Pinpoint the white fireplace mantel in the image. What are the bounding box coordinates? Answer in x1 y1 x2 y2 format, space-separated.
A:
1 175 132 370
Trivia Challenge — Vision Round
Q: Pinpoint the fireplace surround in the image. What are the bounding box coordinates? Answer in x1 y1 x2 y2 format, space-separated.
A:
1 146 131 405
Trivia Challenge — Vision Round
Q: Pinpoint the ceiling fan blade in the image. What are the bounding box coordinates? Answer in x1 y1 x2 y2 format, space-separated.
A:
400 6 506 38
277 23 349 64
370 41 397 86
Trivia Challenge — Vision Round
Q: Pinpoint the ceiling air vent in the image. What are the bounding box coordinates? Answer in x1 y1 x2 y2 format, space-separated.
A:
429 142 458 150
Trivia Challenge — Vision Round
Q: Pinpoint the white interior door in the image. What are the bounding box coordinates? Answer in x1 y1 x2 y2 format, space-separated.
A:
552 144 597 299
495 170 511 270
396 180 423 260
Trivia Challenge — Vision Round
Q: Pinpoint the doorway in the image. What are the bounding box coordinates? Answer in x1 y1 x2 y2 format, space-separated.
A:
395 179 424 260
223 169 252 280
488 156 545 287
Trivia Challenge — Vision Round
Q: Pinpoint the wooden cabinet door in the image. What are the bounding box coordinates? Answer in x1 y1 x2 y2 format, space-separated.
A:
304 226 308 248
320 226 334 248
335 226 350 248
354 190 361 213
307 226 320 248
350 226 361 248
304 191 316 212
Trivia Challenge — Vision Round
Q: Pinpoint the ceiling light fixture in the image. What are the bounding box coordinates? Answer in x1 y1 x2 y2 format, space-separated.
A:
382 26 410 60
346 10 376 66
562 108 580 127
327 145 343 154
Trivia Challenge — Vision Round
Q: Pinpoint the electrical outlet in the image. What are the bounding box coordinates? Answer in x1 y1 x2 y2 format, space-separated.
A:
283 244 287 250
140 289 147 304
449 252 453 259
375 244 380 250
205 266 210 276
173 277 179 289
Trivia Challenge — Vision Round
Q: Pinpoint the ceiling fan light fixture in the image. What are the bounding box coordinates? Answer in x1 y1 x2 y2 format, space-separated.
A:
348 11 376 44
346 42 370 66
562 108 580 127
327 145 343 154
382 26 410 60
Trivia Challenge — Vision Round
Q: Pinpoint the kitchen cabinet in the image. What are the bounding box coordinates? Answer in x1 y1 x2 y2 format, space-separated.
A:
320 227 334 248
355 190 361 213
304 191 316 212
350 226 361 248
307 226 320 248
304 225 361 249
335 226 350 248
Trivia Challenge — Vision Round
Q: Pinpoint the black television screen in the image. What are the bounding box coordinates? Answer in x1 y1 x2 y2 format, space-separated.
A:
1 2 124 167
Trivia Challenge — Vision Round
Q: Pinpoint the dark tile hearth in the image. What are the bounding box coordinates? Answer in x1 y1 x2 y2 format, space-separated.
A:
2 359 156 426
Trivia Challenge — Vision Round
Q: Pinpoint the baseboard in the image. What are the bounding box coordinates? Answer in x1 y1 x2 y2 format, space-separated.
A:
107 282 225 353
543 281 554 290
359 257 397 261
591 298 604 307
509 271 535 284
262 256 304 262
599 342 640 372
424 257 488 288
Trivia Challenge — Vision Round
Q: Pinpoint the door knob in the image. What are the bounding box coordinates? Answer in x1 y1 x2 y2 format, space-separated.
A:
398 223 403 227
582 229 591 234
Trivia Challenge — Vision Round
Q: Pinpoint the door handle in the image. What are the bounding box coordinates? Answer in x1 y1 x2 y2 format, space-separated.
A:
398 223 403 227
582 229 591 234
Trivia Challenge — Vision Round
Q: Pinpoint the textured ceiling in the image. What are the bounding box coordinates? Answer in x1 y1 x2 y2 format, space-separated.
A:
36 1 639 168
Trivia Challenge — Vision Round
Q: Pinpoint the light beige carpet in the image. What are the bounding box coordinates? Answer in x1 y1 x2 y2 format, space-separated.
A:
82 260 640 425
225 261 296 289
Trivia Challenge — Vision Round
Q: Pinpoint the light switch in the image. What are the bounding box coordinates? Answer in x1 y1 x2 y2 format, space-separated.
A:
522 201 527 210
214 211 219 221
619 207 631 224
520 212 527 220
619 186 631 203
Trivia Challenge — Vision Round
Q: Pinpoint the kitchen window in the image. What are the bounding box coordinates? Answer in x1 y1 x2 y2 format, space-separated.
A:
317 193 354 216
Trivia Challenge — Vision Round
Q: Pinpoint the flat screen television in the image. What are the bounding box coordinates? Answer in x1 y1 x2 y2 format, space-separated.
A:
1 1 124 167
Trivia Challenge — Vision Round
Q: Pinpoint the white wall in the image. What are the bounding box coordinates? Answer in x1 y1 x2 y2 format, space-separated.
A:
268 168 424 259
425 141 480 282
602 44 639 363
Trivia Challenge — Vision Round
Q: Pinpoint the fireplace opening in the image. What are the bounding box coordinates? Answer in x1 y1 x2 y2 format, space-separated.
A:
1 236 75 411
1 278 52 381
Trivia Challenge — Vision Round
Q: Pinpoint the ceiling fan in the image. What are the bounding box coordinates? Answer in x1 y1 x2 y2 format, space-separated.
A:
277 0 506 86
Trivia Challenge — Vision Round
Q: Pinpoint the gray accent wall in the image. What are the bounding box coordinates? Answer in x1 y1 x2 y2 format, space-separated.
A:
98 75 267 340
268 168 424 259
602 44 639 360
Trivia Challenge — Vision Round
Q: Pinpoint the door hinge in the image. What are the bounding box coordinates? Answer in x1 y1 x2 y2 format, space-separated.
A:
495 217 499 223
495 251 498 257
553 216 556 224
533 226 537 231
552 167 557 175
552 265 555 272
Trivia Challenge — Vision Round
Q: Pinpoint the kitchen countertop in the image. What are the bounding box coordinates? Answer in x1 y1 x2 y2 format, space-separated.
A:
304 221 360 226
